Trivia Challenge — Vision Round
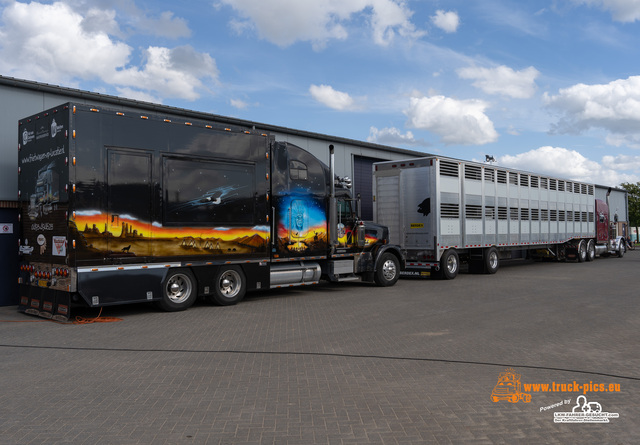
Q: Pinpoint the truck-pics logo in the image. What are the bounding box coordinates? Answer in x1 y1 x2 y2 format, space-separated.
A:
491 368 532 403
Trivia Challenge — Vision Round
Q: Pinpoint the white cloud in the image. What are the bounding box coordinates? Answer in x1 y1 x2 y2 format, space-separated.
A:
404 95 498 145
218 0 424 48
114 87 161 103
230 99 249 109
0 2 217 101
367 126 427 147
71 0 191 39
457 65 540 99
544 75 640 147
602 154 640 170
431 10 459 33
573 0 640 22
133 10 191 39
499 146 640 185
309 84 356 111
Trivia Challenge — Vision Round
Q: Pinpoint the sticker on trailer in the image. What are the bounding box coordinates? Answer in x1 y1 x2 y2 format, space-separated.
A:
37 234 47 254
1 223 13 234
19 240 34 255
52 236 67 256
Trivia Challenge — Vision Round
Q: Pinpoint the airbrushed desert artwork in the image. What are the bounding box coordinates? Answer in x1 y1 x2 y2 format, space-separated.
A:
73 211 269 258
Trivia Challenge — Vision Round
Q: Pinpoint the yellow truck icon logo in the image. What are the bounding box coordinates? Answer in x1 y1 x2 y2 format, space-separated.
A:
491 369 532 403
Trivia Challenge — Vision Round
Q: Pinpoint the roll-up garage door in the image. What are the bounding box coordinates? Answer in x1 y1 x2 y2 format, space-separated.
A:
353 155 384 221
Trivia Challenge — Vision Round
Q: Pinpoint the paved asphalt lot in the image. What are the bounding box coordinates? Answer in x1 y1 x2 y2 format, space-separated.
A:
1 251 639 444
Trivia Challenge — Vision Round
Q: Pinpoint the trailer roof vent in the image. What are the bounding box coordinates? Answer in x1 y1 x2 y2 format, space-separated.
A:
440 160 459 178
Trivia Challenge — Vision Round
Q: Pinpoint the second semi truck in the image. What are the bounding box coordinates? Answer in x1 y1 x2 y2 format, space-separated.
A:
373 156 625 279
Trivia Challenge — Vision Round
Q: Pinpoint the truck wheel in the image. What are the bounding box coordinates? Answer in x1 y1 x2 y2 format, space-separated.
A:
209 266 246 305
158 269 197 312
484 247 499 274
440 249 459 280
374 252 400 286
577 240 587 263
618 243 625 258
586 239 596 262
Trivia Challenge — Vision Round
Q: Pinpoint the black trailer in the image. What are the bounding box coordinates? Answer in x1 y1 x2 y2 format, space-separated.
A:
17 103 403 320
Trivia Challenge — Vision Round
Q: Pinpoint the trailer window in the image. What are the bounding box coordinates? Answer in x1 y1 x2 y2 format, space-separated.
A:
440 161 459 177
465 205 482 219
441 203 459 218
163 157 256 225
531 209 539 221
485 206 495 220
464 165 481 181
508 172 518 185
497 170 507 184
541 209 549 221
484 168 495 182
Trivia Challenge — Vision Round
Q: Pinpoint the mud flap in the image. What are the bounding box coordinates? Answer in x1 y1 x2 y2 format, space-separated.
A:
18 285 70 322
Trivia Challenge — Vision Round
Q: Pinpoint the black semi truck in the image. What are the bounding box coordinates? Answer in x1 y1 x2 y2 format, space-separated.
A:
17 103 403 321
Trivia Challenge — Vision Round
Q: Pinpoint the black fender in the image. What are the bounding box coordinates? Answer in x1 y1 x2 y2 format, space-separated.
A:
373 244 405 271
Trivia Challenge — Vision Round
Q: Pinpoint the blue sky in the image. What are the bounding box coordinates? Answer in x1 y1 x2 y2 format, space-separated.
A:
2 0 640 186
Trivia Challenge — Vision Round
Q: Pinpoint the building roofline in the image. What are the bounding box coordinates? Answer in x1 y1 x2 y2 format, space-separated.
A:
0 74 426 159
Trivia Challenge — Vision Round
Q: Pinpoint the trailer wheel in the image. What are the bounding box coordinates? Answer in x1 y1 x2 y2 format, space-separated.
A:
209 266 246 306
440 249 459 280
484 247 499 274
158 269 197 312
374 252 400 286
586 239 595 262
577 240 587 263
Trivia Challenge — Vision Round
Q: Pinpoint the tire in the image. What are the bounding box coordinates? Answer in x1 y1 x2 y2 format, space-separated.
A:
374 252 400 286
157 269 197 312
440 249 459 280
618 243 625 258
586 239 595 262
577 240 587 263
209 266 246 306
484 247 499 274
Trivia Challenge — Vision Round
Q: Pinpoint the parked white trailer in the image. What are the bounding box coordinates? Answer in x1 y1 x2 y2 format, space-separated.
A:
373 156 626 279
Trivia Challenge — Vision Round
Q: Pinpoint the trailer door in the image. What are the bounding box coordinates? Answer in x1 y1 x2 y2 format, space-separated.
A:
374 174 401 246
107 148 152 259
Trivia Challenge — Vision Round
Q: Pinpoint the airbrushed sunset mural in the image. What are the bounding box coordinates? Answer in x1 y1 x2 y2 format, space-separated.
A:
73 211 269 258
